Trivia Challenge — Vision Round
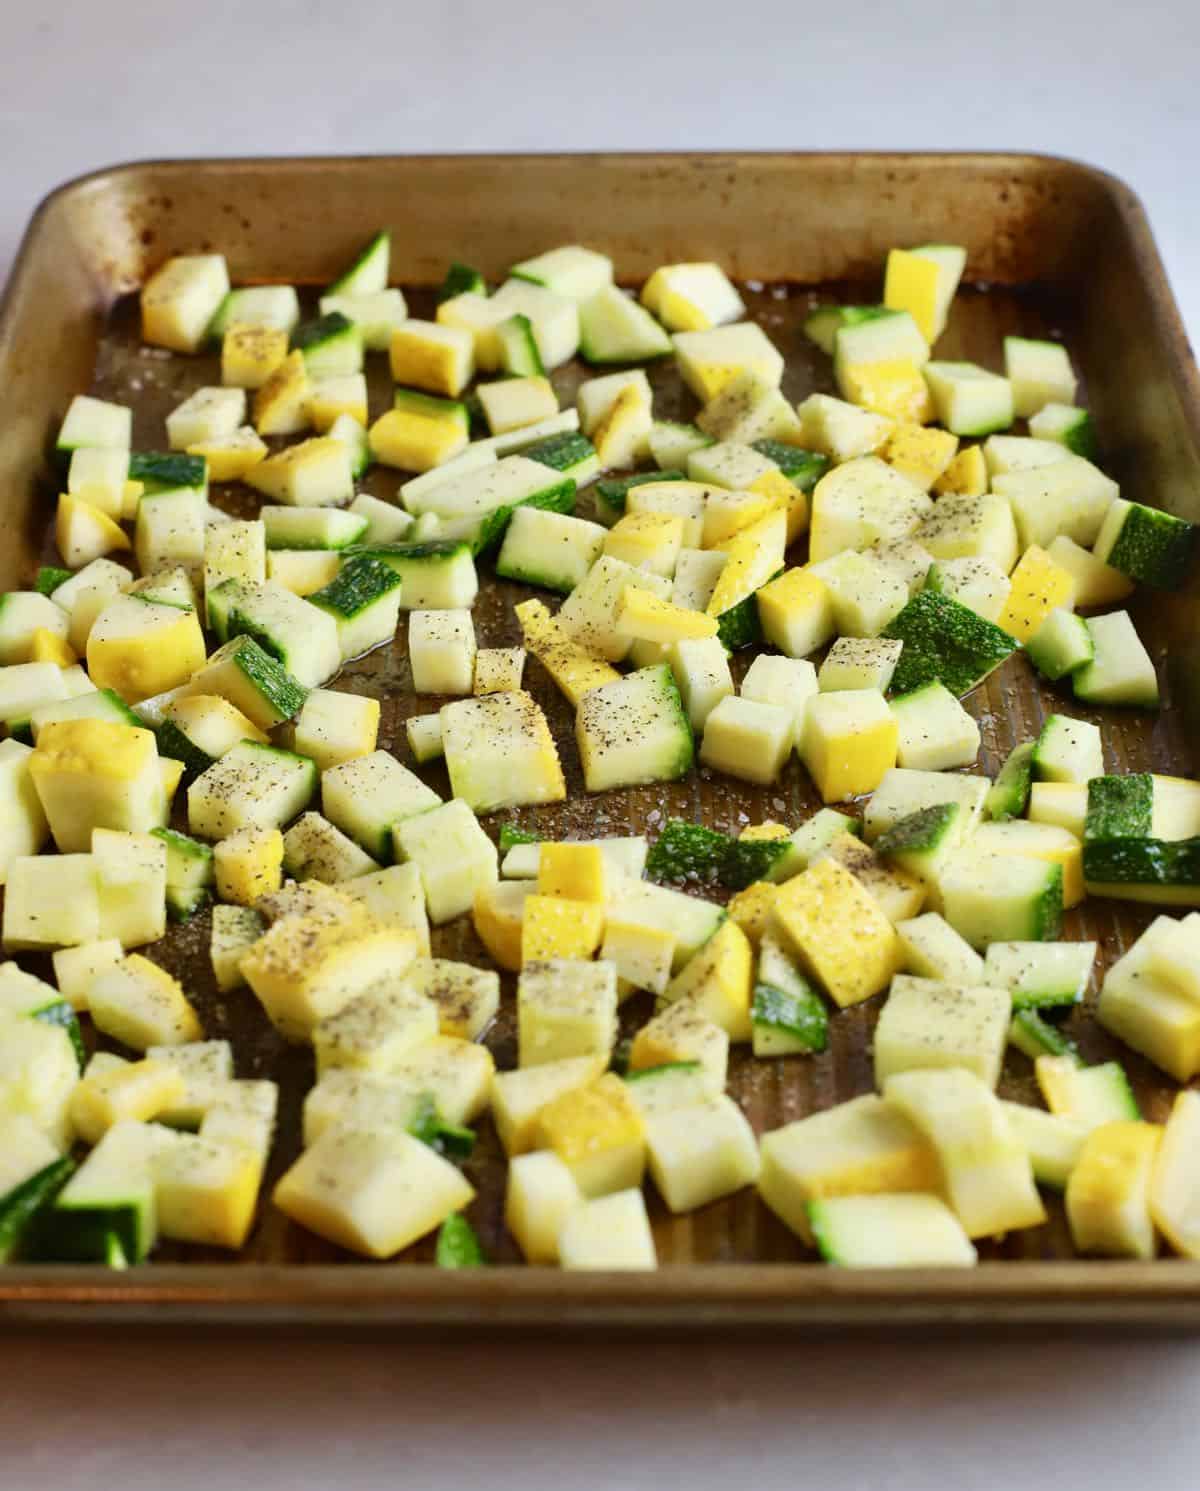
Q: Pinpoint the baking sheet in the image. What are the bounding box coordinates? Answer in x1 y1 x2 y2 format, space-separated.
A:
2 153 1199 1324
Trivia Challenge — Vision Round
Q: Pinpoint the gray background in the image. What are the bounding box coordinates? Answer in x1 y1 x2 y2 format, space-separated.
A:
3 2 1198 1486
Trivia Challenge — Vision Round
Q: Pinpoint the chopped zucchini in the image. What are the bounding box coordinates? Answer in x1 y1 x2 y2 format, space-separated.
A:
326 230 390 297
1072 611 1159 708
308 555 404 662
1027 608 1093 682
292 311 363 377
439 262 486 303
579 286 672 363
1093 497 1195 589
1029 402 1098 461
575 665 693 793
882 590 1018 698
986 940 1095 1011
986 741 1035 821
751 936 828 1056
1033 713 1103 785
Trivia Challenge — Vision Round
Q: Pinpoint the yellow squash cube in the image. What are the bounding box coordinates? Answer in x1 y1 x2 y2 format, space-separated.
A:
534 1072 647 1198
388 1035 494 1125
472 880 531 974
246 437 352 507
52 937 124 1010
30 719 165 853
504 1150 582 1264
558 1188 657 1270
221 323 288 389
645 1094 760 1213
55 494 131 569
368 406 468 473
772 857 902 1008
884 1068 1046 1239
86 595 207 702
673 323 784 402
1151 1090 1200 1259
473 646 526 695
592 385 652 469
616 588 718 643
662 919 753 1041
883 249 942 344
758 1094 940 1242
515 598 621 706
1066 1121 1162 1260
839 359 934 423
883 424 959 490
141 254 230 353
517 958 618 1067
404 956 500 1042
873 975 1011 1090
252 350 311 436
802 689 898 802
641 263 744 332
154 1133 264 1250
701 487 778 548
266 550 341 595
214 826 284 906
87 954 203 1050
741 821 791 841
436 292 507 370
273 1125 474 1258
726 880 780 944
599 917 676 998
996 544 1077 641
159 756 185 810
705 508 786 619
390 320 475 396
521 894 605 965
628 1000 729 1091
933 443 989 497
756 567 836 659
751 468 809 544
490 1053 609 1155
240 900 420 1042
188 426 268 482
313 983 439 1076
307 374 368 433
604 512 685 577
29 628 76 666
537 842 607 904
70 1057 186 1145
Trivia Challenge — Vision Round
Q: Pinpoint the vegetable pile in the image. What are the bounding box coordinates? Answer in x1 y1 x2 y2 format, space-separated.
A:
2 229 1198 1273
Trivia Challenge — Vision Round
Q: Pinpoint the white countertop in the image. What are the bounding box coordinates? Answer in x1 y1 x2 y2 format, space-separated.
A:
4 3 1199 1486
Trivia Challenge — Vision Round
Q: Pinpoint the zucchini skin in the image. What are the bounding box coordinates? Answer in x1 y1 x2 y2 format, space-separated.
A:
1083 835 1200 888
646 819 786 889
438 262 485 304
309 555 402 619
594 469 687 520
752 981 829 1053
1085 774 1154 840
0 1157 76 1263
751 440 829 491
129 452 206 493
883 590 1018 698
292 311 354 353
435 1213 486 1268
985 742 1035 821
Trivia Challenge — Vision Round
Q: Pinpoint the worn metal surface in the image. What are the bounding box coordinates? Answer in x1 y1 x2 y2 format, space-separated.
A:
2 153 1200 1326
